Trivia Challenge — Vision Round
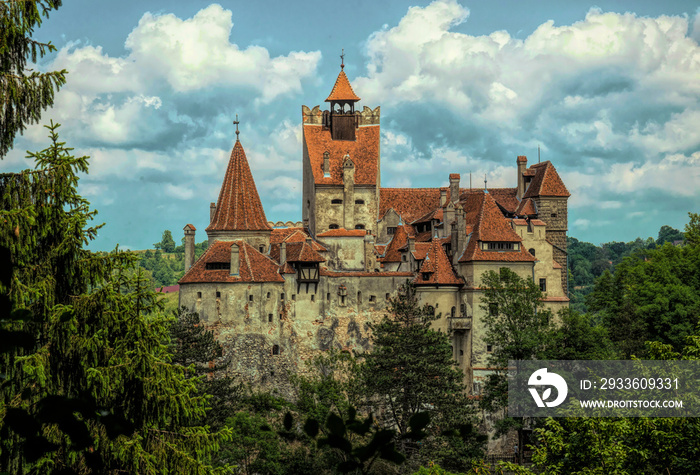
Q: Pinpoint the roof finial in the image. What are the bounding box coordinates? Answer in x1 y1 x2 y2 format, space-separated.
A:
538 144 541 163
484 174 488 193
233 114 240 140
340 48 345 70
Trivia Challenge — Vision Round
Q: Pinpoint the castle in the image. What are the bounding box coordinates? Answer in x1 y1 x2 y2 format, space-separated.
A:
178 63 570 395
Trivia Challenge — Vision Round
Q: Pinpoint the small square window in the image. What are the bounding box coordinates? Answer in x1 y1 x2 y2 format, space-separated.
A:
267 292 271 299
327 292 331 301
311 294 315 302
249 295 253 302
487 345 493 352
280 293 285 300
216 291 221 298
386 293 390 300
369 295 376 303
292 294 296 301
272 345 280 355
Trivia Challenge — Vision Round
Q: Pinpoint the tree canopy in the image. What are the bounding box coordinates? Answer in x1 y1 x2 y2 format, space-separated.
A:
1 0 67 158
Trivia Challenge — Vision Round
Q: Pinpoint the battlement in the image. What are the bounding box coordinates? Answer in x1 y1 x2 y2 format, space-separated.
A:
302 105 380 126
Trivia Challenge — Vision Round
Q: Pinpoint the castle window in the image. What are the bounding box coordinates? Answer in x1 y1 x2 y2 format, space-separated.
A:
487 242 515 251
267 292 271 299
422 273 430 281
311 294 315 302
272 345 280 355
329 224 339 230
387 227 396 235
268 314 273 323
340 295 345 306
489 303 498 316
331 199 343 204
280 293 285 300
551 213 557 218
402 255 407 262
386 293 390 301
249 295 253 302
529 248 536 257
197 292 202 299
206 262 230 270
259 245 264 253
292 294 296 301
355 224 365 230
487 345 493 353
369 295 376 303
460 303 466 315
428 305 435 316
460 349 464 356
357 291 362 304
451 306 456 318
539 278 547 292
216 291 221 298
355 199 365 205
327 292 331 301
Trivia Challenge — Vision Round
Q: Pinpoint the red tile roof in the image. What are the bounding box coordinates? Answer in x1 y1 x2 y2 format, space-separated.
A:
530 219 546 226
459 192 536 263
206 140 271 232
379 224 412 263
485 188 519 214
414 239 464 286
316 228 367 237
517 155 528 163
184 224 196 231
279 262 296 274
411 242 431 260
515 198 537 216
304 125 379 186
179 240 284 284
523 161 570 198
449 173 460 180
379 188 442 224
325 69 361 102
270 228 326 263
285 241 325 263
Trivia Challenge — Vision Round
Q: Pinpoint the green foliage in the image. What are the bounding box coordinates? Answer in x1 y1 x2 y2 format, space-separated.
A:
1 0 67 158
685 212 700 247
140 235 208 287
155 229 177 253
587 237 700 356
543 308 616 360
656 224 684 246
0 125 228 473
361 282 484 471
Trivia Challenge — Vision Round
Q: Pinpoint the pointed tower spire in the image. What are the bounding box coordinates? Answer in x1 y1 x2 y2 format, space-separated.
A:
206 130 271 236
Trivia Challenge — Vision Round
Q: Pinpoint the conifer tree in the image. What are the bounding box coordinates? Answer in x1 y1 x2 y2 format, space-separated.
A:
0 124 229 473
1 0 67 157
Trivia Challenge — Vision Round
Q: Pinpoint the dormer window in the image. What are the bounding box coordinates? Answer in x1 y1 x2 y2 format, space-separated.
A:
422 273 430 281
485 242 519 251
387 227 396 235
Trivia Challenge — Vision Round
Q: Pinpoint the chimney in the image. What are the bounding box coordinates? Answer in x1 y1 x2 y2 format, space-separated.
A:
230 243 240 276
210 202 216 223
184 224 196 273
451 222 458 262
455 203 466 264
323 151 330 177
440 189 447 207
516 156 527 200
449 174 460 204
280 241 287 265
363 231 375 271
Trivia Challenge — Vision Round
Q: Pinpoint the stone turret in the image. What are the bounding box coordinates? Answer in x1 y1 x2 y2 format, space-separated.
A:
183 224 196 273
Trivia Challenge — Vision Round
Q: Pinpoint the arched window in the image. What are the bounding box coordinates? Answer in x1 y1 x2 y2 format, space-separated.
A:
355 224 365 230
451 306 456 318
329 224 339 230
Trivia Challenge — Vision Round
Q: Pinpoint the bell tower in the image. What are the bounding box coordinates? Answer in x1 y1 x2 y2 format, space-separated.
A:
323 50 361 141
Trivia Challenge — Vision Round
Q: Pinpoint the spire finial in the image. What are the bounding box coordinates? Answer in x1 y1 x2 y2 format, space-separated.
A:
484 174 488 192
233 114 240 140
340 48 345 69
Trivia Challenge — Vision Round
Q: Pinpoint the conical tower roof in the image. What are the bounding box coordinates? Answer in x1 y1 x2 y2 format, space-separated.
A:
206 139 271 232
325 69 361 102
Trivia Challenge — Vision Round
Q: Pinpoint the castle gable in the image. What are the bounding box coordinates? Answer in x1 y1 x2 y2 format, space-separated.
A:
414 239 464 286
523 161 570 198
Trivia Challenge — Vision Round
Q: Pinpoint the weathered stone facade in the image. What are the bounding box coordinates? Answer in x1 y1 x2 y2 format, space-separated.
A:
179 66 570 403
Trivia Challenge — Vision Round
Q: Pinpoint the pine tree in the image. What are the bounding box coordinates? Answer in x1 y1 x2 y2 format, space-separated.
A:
1 0 67 157
0 124 229 473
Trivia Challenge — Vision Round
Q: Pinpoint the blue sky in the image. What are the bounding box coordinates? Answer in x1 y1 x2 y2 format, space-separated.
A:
3 0 699 249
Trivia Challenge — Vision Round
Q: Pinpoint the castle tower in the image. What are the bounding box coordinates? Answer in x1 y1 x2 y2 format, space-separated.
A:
302 58 381 236
205 127 271 252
